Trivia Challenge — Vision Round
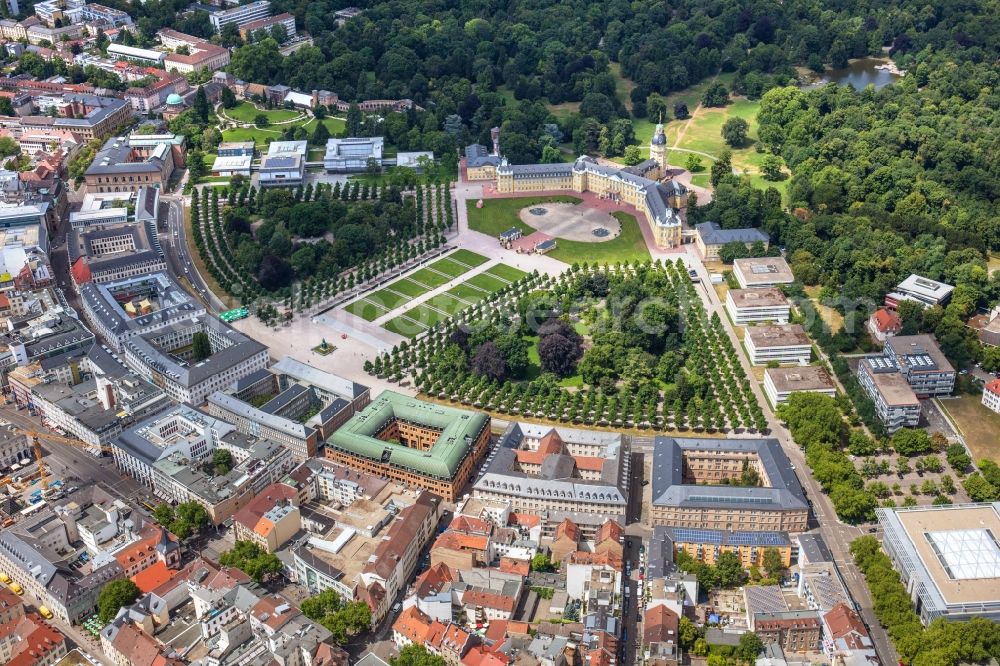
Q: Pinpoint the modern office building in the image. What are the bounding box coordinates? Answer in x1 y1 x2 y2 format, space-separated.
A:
238 12 295 40
323 137 385 173
764 366 836 406
744 324 812 365
732 257 795 289
877 503 1000 624
207 0 271 32
325 392 490 501
78 272 205 350
885 274 954 309
650 437 809 532
121 315 269 406
883 335 956 397
726 288 791 325
858 357 921 433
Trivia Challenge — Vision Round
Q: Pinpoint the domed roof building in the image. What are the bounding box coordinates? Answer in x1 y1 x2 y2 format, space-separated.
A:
161 92 187 121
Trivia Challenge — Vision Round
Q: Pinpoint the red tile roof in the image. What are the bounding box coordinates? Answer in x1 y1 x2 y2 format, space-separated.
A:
413 562 454 597
499 557 530 576
508 513 539 529
643 604 679 645
986 379 1000 397
536 430 565 455
232 482 297 533
132 561 178 594
462 588 515 612
393 606 432 645
449 515 492 534
823 603 870 649
1 613 65 666
871 308 902 333
595 520 623 545
70 257 91 284
554 518 580 543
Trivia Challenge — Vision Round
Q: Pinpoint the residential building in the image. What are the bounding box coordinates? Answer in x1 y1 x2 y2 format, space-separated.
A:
650 437 809 532
733 257 795 289
0 611 68 666
239 12 296 40
324 137 384 173
754 611 821 652
877 502 1000 624
232 482 300 552
84 135 177 194
883 334 956 397
867 308 901 343
983 379 1000 414
822 603 877 666
764 366 837 406
151 434 295 525
661 527 792 568
726 288 791 325
121 314 269 406
694 222 769 261
643 604 679 666
885 274 954 309
326 392 489 502
473 423 629 526
744 325 812 365
207 0 272 32
78 272 205 350
857 357 920 433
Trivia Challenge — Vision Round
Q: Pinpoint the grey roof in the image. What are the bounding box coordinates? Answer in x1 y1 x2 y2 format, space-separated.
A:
80 272 202 337
465 143 501 168
501 162 574 178
123 315 267 388
695 222 769 246
85 135 166 176
136 186 159 222
647 526 676 580
473 422 627 507
651 437 807 512
797 532 833 564
259 383 309 415
318 397 349 423
29 93 128 130
232 368 273 392
207 391 314 440
271 356 367 399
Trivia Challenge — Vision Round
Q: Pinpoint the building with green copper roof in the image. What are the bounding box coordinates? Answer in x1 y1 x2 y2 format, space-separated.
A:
324 391 491 501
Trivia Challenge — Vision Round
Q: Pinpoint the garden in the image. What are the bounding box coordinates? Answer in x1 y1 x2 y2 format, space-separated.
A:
368 259 766 432
189 179 457 323
467 196 650 265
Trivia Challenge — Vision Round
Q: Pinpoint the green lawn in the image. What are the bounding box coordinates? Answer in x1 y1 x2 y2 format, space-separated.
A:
448 283 489 303
467 197 648 265
466 273 508 292
344 298 388 321
545 211 650 264
221 127 283 146
467 196 582 237
427 258 469 278
406 268 453 290
383 315 428 337
609 63 635 111
484 264 529 283
424 293 467 314
399 304 449 330
363 288 410 312
384 278 429 298
449 249 489 267
225 101 302 124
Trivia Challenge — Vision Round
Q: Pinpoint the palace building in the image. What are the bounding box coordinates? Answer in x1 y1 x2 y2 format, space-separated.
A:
487 122 687 248
325 392 491 501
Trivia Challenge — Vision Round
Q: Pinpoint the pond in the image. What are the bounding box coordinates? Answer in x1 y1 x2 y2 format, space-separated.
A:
808 57 902 91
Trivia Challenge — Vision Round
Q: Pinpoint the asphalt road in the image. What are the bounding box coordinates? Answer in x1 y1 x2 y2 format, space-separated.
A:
0 405 152 506
688 262 898 665
160 193 227 314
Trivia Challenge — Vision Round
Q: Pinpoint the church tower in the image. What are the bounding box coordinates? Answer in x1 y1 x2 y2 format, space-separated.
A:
650 120 667 175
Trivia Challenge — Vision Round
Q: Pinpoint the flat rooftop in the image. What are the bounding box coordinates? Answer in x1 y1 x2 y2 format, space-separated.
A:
727 288 789 308
765 366 835 393
746 324 811 348
891 504 1000 606
862 360 919 407
734 257 794 285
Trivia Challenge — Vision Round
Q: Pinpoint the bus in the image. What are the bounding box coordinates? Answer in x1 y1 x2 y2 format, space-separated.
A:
220 307 249 323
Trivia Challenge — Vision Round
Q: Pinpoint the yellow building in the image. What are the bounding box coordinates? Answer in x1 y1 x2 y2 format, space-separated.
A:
665 527 792 568
465 143 502 181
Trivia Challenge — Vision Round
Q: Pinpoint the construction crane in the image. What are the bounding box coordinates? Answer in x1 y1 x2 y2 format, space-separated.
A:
7 428 111 493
